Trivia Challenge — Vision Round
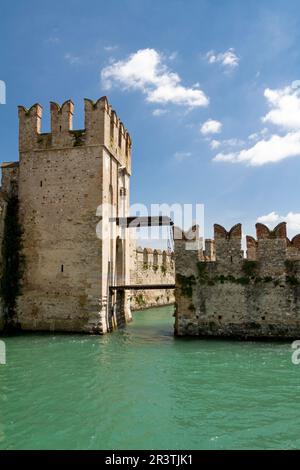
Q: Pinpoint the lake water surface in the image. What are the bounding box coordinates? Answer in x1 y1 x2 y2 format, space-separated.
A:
0 306 299 450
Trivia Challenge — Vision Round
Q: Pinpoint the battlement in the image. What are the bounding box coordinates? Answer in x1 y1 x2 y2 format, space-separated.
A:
213 223 243 266
130 247 175 310
135 246 174 269
204 239 216 261
174 221 300 277
256 221 287 239
174 222 300 338
287 235 300 260
18 97 132 172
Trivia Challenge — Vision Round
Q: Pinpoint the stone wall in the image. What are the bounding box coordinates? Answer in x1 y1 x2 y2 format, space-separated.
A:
0 163 19 331
12 97 132 334
130 246 175 310
175 222 300 339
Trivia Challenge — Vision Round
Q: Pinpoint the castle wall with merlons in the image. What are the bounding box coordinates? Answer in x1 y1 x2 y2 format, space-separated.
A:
174 222 300 338
130 246 175 310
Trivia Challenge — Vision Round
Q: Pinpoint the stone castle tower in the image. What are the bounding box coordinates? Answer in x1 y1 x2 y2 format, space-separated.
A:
7 96 132 334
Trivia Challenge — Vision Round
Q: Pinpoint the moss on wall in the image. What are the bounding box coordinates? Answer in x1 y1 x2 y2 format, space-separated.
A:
285 260 298 276
242 260 259 277
196 262 209 284
1 195 25 330
71 130 85 147
135 294 146 306
176 273 195 298
286 275 300 285
161 265 167 275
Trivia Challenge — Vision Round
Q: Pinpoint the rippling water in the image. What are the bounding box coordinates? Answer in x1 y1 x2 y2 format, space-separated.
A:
0 306 299 449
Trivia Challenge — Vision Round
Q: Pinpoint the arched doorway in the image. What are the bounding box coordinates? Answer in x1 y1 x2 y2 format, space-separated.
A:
116 236 124 286
114 236 126 328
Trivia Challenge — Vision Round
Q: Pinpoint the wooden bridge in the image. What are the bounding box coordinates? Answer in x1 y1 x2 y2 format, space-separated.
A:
110 284 175 292
111 216 174 228
108 215 175 328
108 284 175 330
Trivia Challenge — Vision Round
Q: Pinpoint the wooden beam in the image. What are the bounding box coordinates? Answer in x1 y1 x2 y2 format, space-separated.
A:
110 284 175 291
110 216 174 228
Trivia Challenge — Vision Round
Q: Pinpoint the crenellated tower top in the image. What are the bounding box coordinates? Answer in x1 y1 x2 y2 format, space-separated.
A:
18 96 132 173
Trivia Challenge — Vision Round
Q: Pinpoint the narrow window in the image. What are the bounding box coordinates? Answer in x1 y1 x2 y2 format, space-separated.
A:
110 116 114 143
118 127 122 147
125 136 130 157
143 248 148 266
59 125 62 132
230 255 233 263
40 181 43 187
61 264 64 273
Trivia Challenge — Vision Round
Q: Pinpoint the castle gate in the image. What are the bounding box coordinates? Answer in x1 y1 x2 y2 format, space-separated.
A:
109 215 175 327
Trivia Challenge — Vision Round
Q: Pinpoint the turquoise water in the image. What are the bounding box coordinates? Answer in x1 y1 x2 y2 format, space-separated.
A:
0 305 300 450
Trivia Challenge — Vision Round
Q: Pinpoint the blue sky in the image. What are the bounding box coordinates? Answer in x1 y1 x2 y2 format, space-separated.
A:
1 0 300 242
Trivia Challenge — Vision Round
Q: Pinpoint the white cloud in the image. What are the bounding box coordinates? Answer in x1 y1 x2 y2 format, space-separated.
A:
214 82 300 166
174 151 192 162
206 48 239 69
104 45 118 52
101 48 209 108
47 36 60 44
210 139 221 150
248 128 268 141
223 138 245 147
257 212 281 224
214 131 300 166
257 211 300 234
283 213 300 232
46 29 60 45
263 85 300 130
208 137 244 151
64 53 80 65
201 119 222 135
152 109 168 117
168 51 178 61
